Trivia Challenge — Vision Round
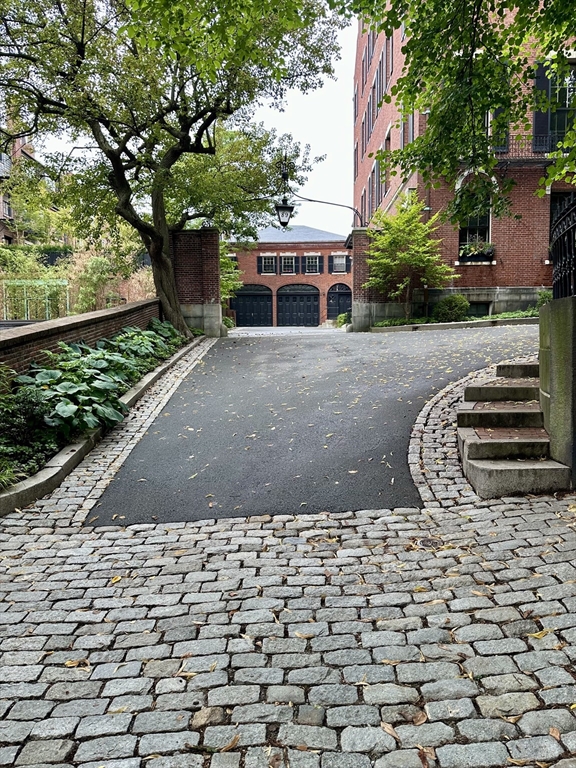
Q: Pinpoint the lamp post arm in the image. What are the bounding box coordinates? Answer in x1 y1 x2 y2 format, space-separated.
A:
288 188 365 227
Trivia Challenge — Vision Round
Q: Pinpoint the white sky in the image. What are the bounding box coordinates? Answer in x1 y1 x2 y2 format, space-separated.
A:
254 23 358 237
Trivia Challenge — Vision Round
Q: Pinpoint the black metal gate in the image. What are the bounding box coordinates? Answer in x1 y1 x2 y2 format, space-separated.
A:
327 283 352 319
231 285 272 326
551 198 576 298
277 284 319 326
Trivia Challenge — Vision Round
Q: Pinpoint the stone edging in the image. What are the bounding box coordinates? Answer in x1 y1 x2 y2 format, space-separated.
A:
371 317 538 333
0 336 206 517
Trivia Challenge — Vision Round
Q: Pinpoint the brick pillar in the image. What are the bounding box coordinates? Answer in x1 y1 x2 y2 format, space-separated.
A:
351 227 387 331
170 228 224 337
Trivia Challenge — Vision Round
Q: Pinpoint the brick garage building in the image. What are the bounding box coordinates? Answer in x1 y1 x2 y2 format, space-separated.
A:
353 23 573 320
230 226 352 327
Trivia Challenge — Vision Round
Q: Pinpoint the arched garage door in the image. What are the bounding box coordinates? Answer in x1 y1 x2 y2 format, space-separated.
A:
231 285 272 326
277 284 319 326
327 283 352 319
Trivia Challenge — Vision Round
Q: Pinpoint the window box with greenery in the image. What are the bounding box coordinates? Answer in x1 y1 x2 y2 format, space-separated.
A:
458 240 496 263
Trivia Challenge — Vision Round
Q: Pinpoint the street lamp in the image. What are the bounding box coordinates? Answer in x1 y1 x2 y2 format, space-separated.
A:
274 152 365 228
275 197 295 228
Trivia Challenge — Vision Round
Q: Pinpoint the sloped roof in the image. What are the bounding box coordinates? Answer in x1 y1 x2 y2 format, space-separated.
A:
255 225 347 243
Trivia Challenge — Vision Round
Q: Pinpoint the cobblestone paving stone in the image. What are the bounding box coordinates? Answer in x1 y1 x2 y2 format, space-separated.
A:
1 342 576 767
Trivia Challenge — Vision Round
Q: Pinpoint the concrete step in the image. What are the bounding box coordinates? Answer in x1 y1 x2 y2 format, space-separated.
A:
496 361 539 378
457 427 550 461
464 377 540 402
457 401 544 429
463 457 571 498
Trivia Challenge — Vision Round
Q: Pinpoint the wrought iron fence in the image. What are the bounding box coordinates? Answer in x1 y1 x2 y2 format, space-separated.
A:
550 197 576 299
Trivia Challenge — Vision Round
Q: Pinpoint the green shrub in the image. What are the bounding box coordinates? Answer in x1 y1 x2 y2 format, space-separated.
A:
222 316 235 329
0 458 20 492
373 317 430 327
536 289 553 308
432 294 470 323
336 312 351 327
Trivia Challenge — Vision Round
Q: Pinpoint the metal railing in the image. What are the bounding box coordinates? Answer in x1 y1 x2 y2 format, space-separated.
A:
495 133 568 158
551 197 576 298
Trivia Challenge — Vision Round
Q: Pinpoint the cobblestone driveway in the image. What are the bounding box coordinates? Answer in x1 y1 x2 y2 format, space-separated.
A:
1 338 576 768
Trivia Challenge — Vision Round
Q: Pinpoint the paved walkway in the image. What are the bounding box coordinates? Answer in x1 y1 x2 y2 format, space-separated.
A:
1 336 576 768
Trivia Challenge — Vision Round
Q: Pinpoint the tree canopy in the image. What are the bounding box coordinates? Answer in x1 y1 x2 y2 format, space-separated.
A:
353 0 576 221
0 0 345 333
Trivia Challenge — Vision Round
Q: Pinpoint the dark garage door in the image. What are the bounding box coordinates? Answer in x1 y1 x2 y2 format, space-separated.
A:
277 284 319 326
231 285 272 326
327 283 352 319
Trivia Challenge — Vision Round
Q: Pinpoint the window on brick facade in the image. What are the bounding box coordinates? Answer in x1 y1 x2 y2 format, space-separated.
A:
459 212 491 260
281 255 295 274
354 144 358 180
534 62 576 151
262 255 276 273
305 255 319 273
361 118 366 155
354 87 358 122
360 190 366 225
383 136 391 196
332 254 346 273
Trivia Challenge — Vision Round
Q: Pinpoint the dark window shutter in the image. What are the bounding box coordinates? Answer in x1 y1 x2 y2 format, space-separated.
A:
328 255 334 272
295 256 300 274
257 256 263 274
318 256 324 273
533 63 550 151
346 255 352 273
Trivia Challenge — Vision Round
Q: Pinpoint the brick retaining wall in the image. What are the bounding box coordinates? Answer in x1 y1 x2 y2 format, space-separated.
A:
0 299 160 373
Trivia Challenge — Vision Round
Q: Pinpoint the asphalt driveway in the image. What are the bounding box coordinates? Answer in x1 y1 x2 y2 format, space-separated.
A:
92 325 539 525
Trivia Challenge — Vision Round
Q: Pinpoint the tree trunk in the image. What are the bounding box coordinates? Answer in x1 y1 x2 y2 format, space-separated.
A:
147 236 192 337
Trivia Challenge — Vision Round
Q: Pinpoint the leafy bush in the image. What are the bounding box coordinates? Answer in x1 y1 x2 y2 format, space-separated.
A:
336 312 351 327
373 317 431 327
0 459 20 492
1 320 187 488
537 289 553 308
432 294 470 323
477 308 539 320
222 316 235 329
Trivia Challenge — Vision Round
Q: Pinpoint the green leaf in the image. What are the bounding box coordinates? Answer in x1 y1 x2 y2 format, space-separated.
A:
36 370 63 383
54 400 79 418
14 375 36 384
94 403 125 423
55 381 84 394
91 380 119 391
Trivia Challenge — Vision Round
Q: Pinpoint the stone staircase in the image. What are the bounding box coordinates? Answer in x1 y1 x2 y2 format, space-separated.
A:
456 361 572 497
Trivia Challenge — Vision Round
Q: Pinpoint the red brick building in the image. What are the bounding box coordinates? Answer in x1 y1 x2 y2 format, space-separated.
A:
353 23 572 319
231 226 352 327
0 137 36 244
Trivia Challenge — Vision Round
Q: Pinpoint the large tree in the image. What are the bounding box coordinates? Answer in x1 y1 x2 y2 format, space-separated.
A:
353 0 576 221
0 0 345 334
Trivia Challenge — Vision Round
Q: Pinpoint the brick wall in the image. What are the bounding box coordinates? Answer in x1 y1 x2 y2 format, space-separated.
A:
351 228 386 304
0 299 160 373
171 229 221 305
353 25 569 298
234 240 352 325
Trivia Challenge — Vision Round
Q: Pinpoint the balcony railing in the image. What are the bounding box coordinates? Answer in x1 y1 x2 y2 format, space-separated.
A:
495 133 568 158
551 198 576 298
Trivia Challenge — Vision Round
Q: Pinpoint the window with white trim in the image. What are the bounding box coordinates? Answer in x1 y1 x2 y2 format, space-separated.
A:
332 255 346 273
281 255 295 274
305 255 319 273
262 256 276 274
